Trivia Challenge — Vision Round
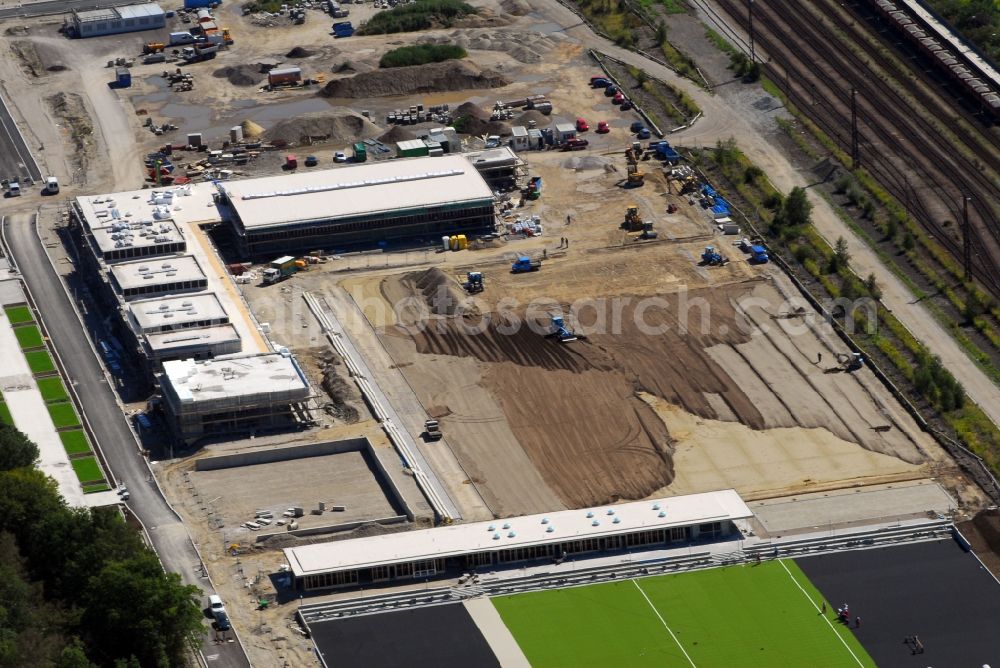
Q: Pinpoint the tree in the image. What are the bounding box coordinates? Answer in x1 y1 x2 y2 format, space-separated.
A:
81 554 202 668
884 215 899 242
0 425 39 472
902 232 915 251
777 187 812 228
963 290 989 324
865 273 882 299
834 236 851 267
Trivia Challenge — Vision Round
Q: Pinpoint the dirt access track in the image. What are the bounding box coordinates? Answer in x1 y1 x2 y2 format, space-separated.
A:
342 248 962 516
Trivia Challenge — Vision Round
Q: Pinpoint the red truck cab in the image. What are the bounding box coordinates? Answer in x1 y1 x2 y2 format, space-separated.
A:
575 117 589 132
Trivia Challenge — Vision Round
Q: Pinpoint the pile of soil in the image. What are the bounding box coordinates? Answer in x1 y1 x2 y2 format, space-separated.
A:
381 268 468 325
266 110 381 145
10 41 45 77
452 101 510 136
212 64 263 87
286 46 315 58
515 110 548 126
47 92 92 171
240 119 266 138
957 508 1000 576
313 350 360 423
319 60 509 99
378 125 416 144
46 63 68 72
500 0 531 16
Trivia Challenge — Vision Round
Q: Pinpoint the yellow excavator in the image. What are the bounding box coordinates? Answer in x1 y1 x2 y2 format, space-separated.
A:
625 143 645 187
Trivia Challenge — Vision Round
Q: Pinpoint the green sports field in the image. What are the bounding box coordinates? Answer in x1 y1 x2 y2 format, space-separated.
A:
493 560 874 668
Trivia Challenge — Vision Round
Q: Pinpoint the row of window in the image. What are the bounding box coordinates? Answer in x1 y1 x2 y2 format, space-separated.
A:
370 559 444 582
121 280 207 300
305 570 358 589
241 205 496 244
103 242 187 262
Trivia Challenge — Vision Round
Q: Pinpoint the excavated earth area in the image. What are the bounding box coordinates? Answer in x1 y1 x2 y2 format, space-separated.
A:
371 271 944 511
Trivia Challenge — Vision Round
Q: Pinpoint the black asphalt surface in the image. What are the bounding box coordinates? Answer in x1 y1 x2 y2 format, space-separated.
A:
310 604 501 668
0 94 41 182
796 539 1000 667
1 213 250 668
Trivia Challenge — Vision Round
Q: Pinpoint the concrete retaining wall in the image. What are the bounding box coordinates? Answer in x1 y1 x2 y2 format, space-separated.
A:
256 514 408 543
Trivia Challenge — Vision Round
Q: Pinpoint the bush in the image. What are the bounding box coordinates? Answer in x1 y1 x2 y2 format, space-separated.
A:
359 0 475 35
379 43 467 68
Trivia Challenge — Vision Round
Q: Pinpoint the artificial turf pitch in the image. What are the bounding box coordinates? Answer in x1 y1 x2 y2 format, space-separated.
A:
494 560 874 668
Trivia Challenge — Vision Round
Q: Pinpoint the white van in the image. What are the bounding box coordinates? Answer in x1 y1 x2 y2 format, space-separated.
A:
208 594 225 615
7 180 20 197
46 176 59 194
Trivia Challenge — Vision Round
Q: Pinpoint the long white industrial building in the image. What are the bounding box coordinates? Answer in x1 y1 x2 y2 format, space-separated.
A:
284 489 753 590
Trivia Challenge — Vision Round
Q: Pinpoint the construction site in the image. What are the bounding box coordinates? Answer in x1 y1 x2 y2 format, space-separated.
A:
3 0 1000 664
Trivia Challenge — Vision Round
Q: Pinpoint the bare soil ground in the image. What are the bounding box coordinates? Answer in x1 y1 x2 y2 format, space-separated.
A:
957 508 1000 578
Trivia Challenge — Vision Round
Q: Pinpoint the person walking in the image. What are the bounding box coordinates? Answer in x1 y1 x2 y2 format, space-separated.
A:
821 602 826 615
855 616 861 628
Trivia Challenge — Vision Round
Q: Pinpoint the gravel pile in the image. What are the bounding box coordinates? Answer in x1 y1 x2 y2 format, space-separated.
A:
319 60 509 99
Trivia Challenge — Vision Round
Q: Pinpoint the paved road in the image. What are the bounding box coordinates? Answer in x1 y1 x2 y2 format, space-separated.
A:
0 0 124 20
1 212 251 668
0 93 41 183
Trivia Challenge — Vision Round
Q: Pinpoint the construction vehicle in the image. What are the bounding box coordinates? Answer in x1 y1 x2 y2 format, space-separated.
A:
332 21 354 37
511 256 541 273
423 419 443 441
701 246 729 266
635 221 657 240
464 271 484 293
547 315 579 343
749 244 769 264
181 43 219 63
837 352 864 372
622 206 645 232
144 41 166 54
626 163 645 187
262 256 298 285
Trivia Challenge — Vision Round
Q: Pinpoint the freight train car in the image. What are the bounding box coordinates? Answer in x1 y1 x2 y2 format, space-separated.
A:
868 0 1000 120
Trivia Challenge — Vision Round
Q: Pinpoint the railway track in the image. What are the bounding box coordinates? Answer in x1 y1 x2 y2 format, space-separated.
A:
713 0 1000 296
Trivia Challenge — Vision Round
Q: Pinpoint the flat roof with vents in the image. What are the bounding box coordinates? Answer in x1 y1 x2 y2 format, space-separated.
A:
161 352 311 405
285 489 753 577
109 255 207 293
145 324 242 354
219 155 494 231
128 293 228 333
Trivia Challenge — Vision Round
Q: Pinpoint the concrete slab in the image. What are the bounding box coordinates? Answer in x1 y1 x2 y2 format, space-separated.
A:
464 598 531 668
0 277 25 306
751 480 956 535
4 389 87 506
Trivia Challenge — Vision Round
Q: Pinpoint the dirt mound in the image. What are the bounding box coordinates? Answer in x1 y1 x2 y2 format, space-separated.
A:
381 268 470 325
562 155 613 171
500 0 531 15
212 64 263 87
312 350 360 423
378 125 416 144
958 508 1000 575
515 110 548 126
286 46 315 58
266 110 381 145
47 92 93 173
319 60 509 99
241 119 265 138
452 101 510 135
11 41 44 77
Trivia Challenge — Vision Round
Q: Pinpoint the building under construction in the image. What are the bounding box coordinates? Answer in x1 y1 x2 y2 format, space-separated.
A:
158 351 314 444
215 155 497 257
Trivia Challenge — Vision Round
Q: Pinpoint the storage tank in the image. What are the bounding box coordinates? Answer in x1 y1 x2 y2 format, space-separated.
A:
229 126 244 144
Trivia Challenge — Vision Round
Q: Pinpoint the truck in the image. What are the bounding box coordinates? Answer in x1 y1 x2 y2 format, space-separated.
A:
332 21 354 37
262 256 297 285
181 43 219 63
352 142 367 162
749 244 769 264
423 419 442 441
511 256 541 273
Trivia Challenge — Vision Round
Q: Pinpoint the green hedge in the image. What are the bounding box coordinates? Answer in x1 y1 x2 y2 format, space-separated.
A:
380 43 467 68
359 0 475 35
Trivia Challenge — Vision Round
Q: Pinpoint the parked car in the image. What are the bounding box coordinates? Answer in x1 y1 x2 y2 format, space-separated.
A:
630 120 645 133
590 76 610 87
575 117 589 132
304 155 318 167
334 151 347 163
613 91 625 104
596 121 610 133
561 138 589 151
620 100 633 111
604 84 618 97
636 127 651 139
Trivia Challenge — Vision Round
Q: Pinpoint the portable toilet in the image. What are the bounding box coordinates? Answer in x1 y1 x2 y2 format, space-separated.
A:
442 235 451 251
352 142 367 162
285 154 298 169
115 67 131 88
457 234 468 250
450 235 459 251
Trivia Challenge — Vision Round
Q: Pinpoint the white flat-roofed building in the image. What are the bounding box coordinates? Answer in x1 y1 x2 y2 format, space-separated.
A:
215 155 496 256
109 255 208 301
159 352 313 443
127 293 228 334
285 489 753 590
72 3 166 38
144 325 242 361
